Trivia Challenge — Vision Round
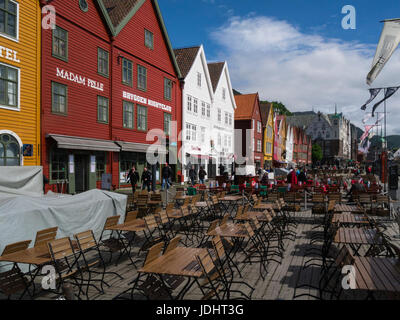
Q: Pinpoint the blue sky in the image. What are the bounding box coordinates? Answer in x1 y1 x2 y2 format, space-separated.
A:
159 0 400 134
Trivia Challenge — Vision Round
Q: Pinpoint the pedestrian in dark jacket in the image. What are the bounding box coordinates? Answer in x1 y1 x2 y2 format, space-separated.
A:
199 167 207 185
189 166 197 186
162 163 172 190
127 165 140 194
141 167 152 192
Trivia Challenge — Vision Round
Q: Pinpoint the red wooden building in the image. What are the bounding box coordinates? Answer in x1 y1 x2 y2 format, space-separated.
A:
234 93 263 175
40 0 182 194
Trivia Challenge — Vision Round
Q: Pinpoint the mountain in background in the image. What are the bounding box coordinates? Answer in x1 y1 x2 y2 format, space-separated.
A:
369 135 400 151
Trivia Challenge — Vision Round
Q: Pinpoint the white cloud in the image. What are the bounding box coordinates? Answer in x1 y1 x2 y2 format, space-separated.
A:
210 15 400 135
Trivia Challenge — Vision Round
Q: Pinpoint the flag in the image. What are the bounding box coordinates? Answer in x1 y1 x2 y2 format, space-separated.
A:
362 113 373 124
368 131 376 140
360 125 375 142
367 19 400 85
372 87 399 116
361 89 382 110
375 113 385 124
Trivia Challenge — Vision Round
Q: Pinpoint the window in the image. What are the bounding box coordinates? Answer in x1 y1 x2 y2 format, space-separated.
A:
257 140 262 152
96 153 106 181
0 63 18 109
122 58 133 86
164 113 171 136
206 104 210 118
123 101 134 129
197 72 201 87
51 82 67 114
137 105 147 131
79 0 89 12
229 114 232 126
97 96 109 123
193 98 198 113
137 65 147 91
267 126 273 138
201 102 206 117
0 133 20 166
257 121 262 133
164 78 172 100
222 88 226 100
187 95 192 112
185 123 196 141
0 0 17 39
266 142 272 154
201 127 205 143
97 48 109 77
218 109 221 122
50 150 68 181
144 29 154 49
52 26 68 61
225 112 228 125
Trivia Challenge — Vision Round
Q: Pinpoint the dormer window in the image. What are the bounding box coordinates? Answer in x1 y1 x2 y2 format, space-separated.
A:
145 29 153 49
222 88 226 100
79 0 88 12
197 72 201 87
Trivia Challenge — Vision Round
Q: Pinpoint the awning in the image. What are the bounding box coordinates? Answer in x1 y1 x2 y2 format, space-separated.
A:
47 134 120 152
116 141 167 155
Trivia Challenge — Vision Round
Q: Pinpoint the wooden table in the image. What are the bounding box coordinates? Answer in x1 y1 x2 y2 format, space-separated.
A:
234 211 269 222
138 247 207 299
334 204 364 214
332 213 370 227
334 228 383 256
218 195 244 216
207 223 248 238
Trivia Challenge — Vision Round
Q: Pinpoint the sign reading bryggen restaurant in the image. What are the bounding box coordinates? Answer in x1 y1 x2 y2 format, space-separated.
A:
123 91 172 113
56 67 104 91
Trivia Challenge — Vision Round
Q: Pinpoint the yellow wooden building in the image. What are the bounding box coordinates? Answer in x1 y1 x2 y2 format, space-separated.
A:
260 102 274 168
0 0 41 166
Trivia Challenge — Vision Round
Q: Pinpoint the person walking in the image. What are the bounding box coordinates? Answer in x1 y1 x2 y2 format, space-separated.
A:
162 162 172 190
127 165 140 195
141 167 152 192
189 166 197 186
199 166 207 185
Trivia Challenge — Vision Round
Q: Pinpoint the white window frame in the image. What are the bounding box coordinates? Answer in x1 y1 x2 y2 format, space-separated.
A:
257 140 262 152
218 109 221 122
197 72 201 87
222 88 226 100
206 104 211 118
224 112 228 125
201 101 206 117
193 98 198 114
0 61 20 111
0 129 23 165
0 0 19 43
187 95 192 112
257 121 262 133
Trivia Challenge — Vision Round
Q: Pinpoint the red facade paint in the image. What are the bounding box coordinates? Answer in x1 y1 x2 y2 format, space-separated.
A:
40 0 182 193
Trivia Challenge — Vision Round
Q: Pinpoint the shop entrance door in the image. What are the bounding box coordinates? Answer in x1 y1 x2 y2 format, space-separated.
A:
75 154 89 193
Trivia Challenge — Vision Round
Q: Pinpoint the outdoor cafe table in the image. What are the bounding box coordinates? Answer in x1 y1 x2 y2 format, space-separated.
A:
218 195 244 216
138 247 207 300
0 240 79 297
332 213 370 228
334 204 364 214
334 227 384 256
175 195 194 206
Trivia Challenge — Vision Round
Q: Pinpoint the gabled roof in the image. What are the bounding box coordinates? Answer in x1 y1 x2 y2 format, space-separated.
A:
286 114 315 130
234 93 258 120
173 46 200 79
207 62 225 92
260 102 272 128
97 0 182 78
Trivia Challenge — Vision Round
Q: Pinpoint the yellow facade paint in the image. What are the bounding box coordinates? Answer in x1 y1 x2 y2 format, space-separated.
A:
0 0 41 166
263 106 274 162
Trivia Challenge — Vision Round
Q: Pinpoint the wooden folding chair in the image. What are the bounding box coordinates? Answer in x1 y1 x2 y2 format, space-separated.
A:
34 227 58 248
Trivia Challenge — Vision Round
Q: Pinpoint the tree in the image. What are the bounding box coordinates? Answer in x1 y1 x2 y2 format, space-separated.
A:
260 101 292 116
312 144 323 163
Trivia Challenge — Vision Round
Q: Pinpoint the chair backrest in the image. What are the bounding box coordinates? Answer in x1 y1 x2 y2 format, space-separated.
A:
48 237 74 260
328 193 341 202
235 206 244 218
104 215 120 230
335 245 354 268
181 205 190 217
207 220 220 233
244 222 255 237
220 215 229 226
251 218 261 230
74 230 97 251
212 236 225 260
196 250 215 276
2 240 31 256
164 236 181 255
34 227 58 248
150 193 162 202
144 215 158 230
144 241 164 266
125 211 138 223
327 200 336 212
159 211 170 225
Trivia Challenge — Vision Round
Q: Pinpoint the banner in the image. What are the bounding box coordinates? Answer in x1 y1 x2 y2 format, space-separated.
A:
372 87 399 116
361 88 382 110
367 19 400 85
360 125 375 143
362 112 373 124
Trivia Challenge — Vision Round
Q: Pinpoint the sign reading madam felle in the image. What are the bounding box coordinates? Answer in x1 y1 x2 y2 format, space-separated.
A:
56 67 104 91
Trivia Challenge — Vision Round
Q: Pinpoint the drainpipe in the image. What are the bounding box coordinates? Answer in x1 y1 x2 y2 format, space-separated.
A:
110 37 114 189
180 79 185 185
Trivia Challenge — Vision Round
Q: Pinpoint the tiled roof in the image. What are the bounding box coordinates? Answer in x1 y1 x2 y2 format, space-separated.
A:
286 114 316 130
234 94 258 120
260 102 272 127
173 46 200 79
101 0 140 28
207 62 224 92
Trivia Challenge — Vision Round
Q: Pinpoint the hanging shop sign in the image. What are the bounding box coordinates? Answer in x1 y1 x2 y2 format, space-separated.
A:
122 91 172 112
56 67 104 91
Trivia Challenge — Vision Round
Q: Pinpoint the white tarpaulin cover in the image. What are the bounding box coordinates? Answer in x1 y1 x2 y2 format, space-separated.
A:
0 166 43 196
0 167 127 271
